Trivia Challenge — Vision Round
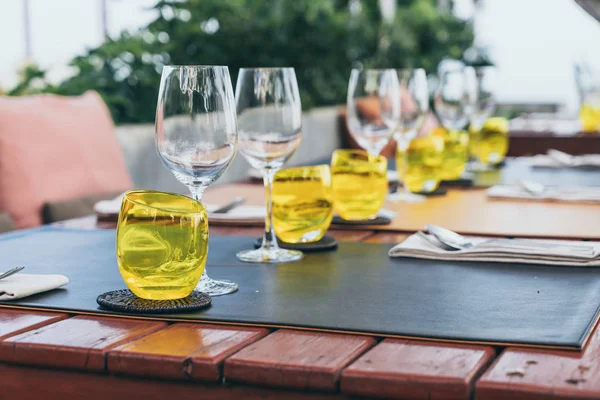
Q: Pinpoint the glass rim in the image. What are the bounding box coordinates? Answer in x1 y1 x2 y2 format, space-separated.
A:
162 64 229 70
123 190 206 215
238 67 296 72
332 149 387 162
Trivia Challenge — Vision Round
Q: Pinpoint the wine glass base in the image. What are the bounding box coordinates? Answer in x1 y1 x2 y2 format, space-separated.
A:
236 247 303 264
195 276 238 297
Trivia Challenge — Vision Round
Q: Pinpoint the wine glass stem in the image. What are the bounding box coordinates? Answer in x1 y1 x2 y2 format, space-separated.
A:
189 185 209 279
262 169 278 250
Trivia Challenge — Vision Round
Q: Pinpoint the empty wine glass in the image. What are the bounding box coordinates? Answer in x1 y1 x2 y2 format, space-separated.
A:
469 66 498 170
434 65 476 131
346 68 401 156
235 68 303 264
390 68 430 201
470 66 496 130
155 65 239 296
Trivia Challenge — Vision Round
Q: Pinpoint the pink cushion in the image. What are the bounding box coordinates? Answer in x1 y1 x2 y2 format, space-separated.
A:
0 91 132 228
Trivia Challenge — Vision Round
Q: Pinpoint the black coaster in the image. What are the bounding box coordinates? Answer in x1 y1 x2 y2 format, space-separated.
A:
97 289 211 314
440 177 474 187
253 235 338 252
332 216 391 225
414 188 448 196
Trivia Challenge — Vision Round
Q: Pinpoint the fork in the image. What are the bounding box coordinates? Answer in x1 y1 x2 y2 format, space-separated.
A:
416 231 456 251
0 266 25 281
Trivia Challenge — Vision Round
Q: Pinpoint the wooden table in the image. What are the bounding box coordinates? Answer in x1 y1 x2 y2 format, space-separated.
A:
2 184 600 399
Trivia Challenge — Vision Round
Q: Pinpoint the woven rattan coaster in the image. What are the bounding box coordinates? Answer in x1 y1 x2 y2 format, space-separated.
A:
97 289 211 314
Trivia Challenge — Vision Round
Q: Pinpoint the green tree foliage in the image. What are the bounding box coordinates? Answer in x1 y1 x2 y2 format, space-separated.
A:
7 0 473 124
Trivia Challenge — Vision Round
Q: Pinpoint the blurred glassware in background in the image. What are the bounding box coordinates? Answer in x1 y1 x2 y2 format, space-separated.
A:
346 68 401 156
430 127 469 180
393 68 432 199
433 63 474 179
331 149 388 221
474 117 509 165
235 67 304 264
155 65 238 296
575 62 600 132
469 66 500 169
399 135 445 193
272 165 333 244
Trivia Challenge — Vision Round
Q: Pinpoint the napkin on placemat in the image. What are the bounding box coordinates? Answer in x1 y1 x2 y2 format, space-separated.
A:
487 184 600 204
530 149 600 169
389 233 600 267
94 193 265 224
0 274 69 301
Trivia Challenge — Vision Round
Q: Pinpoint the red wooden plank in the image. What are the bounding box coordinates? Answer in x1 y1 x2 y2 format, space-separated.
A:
108 323 269 381
0 363 347 400
0 315 166 371
225 329 375 391
0 309 68 340
341 339 495 400
477 324 600 400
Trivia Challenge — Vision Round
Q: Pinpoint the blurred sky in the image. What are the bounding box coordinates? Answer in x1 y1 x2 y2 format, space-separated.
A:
1 0 599 113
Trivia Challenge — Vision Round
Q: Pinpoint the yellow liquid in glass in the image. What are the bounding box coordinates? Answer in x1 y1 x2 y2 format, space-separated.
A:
579 103 600 132
432 129 469 180
398 136 444 193
273 167 333 243
331 150 387 221
476 117 509 165
116 192 208 300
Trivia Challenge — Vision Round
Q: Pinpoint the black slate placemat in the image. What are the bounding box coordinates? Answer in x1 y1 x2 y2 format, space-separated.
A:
1 227 599 350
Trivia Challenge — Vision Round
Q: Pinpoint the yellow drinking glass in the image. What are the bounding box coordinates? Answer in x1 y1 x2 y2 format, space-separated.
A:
475 117 509 165
331 149 388 221
579 103 600 132
398 136 444 193
430 128 469 180
116 190 208 300
272 165 334 243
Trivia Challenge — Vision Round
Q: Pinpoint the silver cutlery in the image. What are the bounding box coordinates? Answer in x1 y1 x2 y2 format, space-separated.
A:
210 197 246 214
424 224 596 255
0 266 25 281
519 180 546 196
417 231 455 251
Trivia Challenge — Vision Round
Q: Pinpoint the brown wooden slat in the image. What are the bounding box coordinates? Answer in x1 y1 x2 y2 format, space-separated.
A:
361 232 409 244
107 323 269 381
0 363 347 400
0 315 166 371
224 329 375 392
0 309 68 340
476 323 600 399
341 339 495 400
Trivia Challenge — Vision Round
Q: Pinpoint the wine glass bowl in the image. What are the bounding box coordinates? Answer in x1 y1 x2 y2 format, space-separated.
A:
346 69 401 156
155 65 239 296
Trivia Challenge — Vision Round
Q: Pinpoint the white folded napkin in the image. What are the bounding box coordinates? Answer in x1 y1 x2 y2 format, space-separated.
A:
94 193 125 216
487 184 600 204
0 274 69 301
389 233 600 267
530 150 600 169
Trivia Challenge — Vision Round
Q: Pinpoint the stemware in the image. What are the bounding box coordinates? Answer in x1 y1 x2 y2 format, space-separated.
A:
155 65 239 296
468 66 498 169
235 67 303 263
391 68 431 199
346 68 401 156
433 65 475 178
